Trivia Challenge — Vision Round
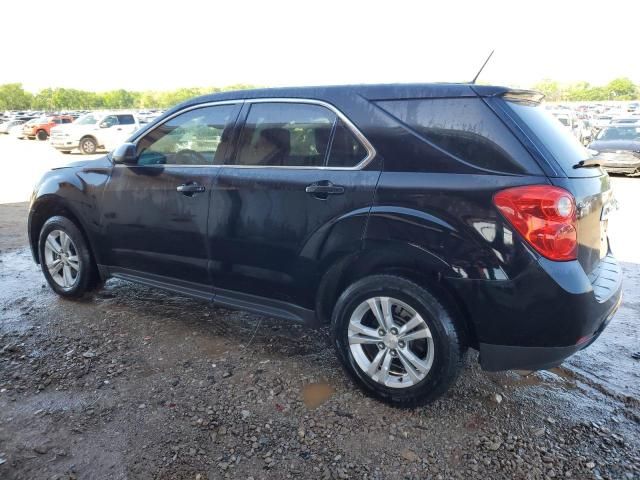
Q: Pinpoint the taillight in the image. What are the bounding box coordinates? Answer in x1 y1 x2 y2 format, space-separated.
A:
493 185 577 261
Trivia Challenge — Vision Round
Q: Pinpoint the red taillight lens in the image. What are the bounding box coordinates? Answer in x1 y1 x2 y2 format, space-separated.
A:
493 185 577 261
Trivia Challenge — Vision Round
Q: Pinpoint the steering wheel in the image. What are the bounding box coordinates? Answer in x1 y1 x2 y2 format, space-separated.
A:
174 149 206 165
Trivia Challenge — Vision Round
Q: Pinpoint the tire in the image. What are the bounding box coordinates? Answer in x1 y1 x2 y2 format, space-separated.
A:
36 130 48 141
331 274 464 407
38 216 97 298
79 137 97 155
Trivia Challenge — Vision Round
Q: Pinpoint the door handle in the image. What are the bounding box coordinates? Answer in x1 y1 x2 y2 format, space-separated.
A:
305 182 345 199
177 183 206 196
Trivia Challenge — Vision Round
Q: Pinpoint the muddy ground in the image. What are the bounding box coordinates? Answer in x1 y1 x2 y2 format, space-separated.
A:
0 199 639 480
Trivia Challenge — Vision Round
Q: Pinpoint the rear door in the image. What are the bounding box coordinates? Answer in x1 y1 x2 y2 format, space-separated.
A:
208 100 379 308
99 103 241 289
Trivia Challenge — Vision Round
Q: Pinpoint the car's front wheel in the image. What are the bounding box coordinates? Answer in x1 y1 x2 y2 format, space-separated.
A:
38 216 97 298
36 130 48 141
331 274 465 407
79 137 97 154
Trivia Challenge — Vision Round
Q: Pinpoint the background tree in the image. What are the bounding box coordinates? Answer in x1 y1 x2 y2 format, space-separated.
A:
0 83 33 110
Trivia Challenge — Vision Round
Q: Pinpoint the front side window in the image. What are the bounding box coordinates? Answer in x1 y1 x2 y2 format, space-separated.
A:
136 104 237 166
101 115 118 128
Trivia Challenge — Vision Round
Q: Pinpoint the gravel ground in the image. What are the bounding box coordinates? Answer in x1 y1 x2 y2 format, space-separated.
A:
0 137 639 479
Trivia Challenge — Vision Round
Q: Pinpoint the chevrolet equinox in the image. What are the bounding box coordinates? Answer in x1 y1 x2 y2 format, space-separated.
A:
28 84 623 406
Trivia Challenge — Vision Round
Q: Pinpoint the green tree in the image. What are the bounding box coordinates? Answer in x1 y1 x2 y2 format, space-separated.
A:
533 79 563 102
605 77 637 100
0 83 33 110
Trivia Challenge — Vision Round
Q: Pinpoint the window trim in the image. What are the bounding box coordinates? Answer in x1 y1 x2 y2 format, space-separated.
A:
124 98 376 170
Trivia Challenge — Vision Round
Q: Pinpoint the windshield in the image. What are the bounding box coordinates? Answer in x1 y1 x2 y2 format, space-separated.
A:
596 126 640 141
74 114 98 125
506 100 593 177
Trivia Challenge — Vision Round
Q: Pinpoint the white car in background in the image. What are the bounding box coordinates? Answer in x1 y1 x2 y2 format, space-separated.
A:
50 112 140 154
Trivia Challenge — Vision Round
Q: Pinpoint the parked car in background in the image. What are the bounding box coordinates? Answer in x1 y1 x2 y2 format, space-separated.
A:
587 125 640 175
28 84 621 406
50 112 140 154
9 120 31 138
610 117 640 126
0 119 25 134
23 115 74 140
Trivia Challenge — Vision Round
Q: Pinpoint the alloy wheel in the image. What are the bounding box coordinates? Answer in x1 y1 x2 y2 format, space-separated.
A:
348 296 435 388
43 229 81 289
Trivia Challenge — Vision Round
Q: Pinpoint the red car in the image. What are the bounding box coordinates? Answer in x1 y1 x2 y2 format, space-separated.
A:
24 115 74 141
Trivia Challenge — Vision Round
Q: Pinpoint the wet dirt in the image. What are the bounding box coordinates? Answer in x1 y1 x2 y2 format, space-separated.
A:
1 200 639 479
302 382 336 409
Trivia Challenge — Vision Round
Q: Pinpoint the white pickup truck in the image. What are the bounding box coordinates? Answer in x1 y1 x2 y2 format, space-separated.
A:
50 112 140 154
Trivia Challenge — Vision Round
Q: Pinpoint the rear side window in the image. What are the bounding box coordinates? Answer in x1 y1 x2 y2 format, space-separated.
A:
327 120 368 168
232 103 369 168
376 97 538 174
505 100 592 177
116 114 135 125
233 103 334 167
61 118 72 124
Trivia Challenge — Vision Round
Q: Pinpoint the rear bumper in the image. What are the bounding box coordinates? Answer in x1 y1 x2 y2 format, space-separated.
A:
449 251 623 371
479 290 621 371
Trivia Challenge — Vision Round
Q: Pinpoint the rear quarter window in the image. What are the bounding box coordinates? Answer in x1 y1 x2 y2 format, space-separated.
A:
376 97 540 174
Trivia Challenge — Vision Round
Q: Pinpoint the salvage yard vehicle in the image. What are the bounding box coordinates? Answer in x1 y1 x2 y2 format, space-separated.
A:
588 125 640 175
23 115 74 140
28 84 622 406
49 112 140 154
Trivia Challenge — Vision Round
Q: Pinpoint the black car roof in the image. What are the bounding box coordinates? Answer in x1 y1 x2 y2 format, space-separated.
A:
175 83 528 110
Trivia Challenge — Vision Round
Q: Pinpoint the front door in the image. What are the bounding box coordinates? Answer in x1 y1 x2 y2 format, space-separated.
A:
99 103 241 289
208 101 380 309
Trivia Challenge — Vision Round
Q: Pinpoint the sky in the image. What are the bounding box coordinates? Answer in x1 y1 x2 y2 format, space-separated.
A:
2 0 638 92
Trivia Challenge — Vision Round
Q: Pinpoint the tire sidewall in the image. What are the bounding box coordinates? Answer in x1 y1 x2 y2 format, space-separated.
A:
331 275 461 406
38 216 93 298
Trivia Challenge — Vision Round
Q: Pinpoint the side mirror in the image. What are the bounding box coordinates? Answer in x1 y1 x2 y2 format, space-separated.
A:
99 122 110 128
112 143 138 164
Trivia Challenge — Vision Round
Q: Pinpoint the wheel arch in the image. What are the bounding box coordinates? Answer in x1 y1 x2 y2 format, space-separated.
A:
315 243 477 348
29 195 99 269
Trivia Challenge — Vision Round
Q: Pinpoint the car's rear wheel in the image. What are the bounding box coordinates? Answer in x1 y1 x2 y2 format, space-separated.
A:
38 216 97 298
79 137 97 155
36 130 48 141
331 274 464 407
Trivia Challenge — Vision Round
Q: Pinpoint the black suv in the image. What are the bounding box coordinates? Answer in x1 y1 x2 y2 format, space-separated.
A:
28 84 622 406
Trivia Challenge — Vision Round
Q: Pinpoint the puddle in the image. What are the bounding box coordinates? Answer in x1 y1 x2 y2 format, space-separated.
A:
488 369 577 390
302 382 335 409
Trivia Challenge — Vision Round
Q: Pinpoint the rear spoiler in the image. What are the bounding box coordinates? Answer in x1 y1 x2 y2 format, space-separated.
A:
501 89 545 106
470 86 545 105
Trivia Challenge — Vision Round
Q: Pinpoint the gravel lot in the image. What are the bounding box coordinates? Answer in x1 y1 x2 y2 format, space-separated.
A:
0 135 639 479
